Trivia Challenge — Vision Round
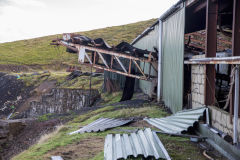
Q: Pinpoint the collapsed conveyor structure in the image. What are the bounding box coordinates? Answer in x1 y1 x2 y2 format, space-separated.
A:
51 33 158 82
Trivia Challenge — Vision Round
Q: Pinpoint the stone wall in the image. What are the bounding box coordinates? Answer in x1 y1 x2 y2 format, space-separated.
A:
209 106 240 141
190 55 240 141
23 88 99 117
191 55 206 108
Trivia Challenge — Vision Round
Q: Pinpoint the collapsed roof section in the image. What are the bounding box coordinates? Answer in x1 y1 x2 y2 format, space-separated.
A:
51 34 158 81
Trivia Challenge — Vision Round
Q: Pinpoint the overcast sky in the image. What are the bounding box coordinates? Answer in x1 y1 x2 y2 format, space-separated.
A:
0 0 178 43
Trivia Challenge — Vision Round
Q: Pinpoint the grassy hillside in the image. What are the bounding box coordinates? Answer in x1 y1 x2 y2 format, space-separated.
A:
0 19 157 67
12 103 206 160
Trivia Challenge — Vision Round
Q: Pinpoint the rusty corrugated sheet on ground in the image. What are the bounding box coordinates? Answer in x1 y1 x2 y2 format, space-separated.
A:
144 107 206 133
69 118 132 135
104 128 171 160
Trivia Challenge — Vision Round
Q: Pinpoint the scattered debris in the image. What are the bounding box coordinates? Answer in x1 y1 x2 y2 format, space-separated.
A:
52 34 157 58
51 156 63 160
51 34 157 81
67 70 103 80
144 107 206 133
69 118 132 135
203 150 214 160
155 130 206 140
104 128 171 160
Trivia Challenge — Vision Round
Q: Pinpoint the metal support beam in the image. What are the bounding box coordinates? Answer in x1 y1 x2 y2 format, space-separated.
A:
232 0 240 118
232 0 240 56
233 65 239 144
184 56 240 64
133 60 147 78
128 59 132 74
91 64 149 81
114 56 127 73
84 50 92 64
97 52 109 68
205 0 218 105
69 42 151 63
57 41 157 81
193 0 207 13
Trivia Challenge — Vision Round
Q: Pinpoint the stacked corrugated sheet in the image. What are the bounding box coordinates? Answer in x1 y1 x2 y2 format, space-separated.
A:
144 107 206 133
104 128 171 160
69 118 132 135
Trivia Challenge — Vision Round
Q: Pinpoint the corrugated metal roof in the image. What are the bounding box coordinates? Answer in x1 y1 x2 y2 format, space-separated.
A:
104 128 171 160
144 107 206 133
69 118 132 135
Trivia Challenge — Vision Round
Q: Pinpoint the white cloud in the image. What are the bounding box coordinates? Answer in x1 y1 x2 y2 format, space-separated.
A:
0 0 46 8
0 0 178 43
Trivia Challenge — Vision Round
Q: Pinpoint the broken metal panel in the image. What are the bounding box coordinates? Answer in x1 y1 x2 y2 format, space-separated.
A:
78 47 86 63
133 24 159 97
51 156 63 160
162 6 185 113
69 118 132 135
104 128 171 160
144 107 206 134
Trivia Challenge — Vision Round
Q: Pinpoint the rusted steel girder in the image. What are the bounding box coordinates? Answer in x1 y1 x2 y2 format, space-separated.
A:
67 42 153 63
184 56 240 64
55 41 156 81
205 0 218 106
84 63 153 81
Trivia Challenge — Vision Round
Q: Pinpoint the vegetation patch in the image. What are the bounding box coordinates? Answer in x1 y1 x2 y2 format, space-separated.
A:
0 19 157 68
100 91 122 105
38 113 54 122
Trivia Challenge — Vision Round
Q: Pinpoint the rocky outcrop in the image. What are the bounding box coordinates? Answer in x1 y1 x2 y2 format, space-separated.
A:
22 88 100 117
0 73 26 118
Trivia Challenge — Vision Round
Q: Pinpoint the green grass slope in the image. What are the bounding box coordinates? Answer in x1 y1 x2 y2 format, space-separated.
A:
0 19 157 67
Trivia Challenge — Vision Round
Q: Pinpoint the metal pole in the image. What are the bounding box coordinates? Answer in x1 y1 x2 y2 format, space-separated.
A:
157 20 163 102
234 65 239 144
89 65 92 106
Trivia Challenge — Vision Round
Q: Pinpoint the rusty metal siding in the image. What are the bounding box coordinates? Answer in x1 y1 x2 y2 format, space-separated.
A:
133 24 159 97
162 6 185 113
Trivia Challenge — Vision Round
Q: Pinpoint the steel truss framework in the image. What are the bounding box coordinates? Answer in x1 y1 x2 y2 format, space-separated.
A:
58 41 158 81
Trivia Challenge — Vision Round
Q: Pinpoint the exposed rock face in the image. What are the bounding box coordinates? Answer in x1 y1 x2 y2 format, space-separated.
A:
0 73 26 118
22 88 100 117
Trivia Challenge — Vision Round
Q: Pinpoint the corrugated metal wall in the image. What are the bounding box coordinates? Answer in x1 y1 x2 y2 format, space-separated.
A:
104 70 126 89
133 25 159 97
162 6 185 113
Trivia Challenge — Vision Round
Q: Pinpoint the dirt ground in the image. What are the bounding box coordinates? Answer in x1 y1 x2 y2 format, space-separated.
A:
44 137 104 160
129 120 155 128
1 118 62 160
